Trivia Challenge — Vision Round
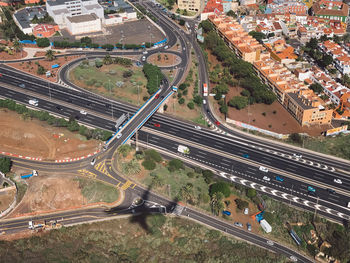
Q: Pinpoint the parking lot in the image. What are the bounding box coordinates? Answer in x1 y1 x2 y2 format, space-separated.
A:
51 19 165 45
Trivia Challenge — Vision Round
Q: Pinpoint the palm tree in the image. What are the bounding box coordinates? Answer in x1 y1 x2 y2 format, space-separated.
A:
12 39 23 54
45 49 55 61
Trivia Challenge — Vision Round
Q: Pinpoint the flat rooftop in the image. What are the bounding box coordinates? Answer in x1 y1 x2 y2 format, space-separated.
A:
66 13 99 23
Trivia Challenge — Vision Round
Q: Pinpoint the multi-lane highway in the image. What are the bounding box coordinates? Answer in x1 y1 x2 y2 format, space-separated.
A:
0 1 348 261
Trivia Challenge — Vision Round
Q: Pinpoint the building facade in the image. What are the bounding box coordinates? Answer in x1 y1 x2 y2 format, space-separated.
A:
177 0 203 12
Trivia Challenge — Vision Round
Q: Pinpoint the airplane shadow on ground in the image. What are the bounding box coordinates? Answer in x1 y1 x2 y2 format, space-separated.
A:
105 184 179 234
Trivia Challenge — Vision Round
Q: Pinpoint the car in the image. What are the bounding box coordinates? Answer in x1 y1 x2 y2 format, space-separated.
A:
80 110 87 115
275 176 284 182
164 45 169 49
293 153 302 159
307 186 316 193
203 99 206 105
244 208 249 215
215 121 221 125
90 158 96 165
87 102 92 106
161 95 164 99
308 191 317 197
155 94 160 99
141 56 146 62
243 154 250 158
247 223 252 231
222 210 231 216
116 133 122 139
234 222 243 227
67 99 73 103
154 123 160 127
259 166 268 172
143 50 148 54
263 176 270 181
105 104 111 109
56 106 63 111
327 188 336 194
194 126 201 130
19 83 25 88
207 109 210 114
334 178 342 184
0 73 2 77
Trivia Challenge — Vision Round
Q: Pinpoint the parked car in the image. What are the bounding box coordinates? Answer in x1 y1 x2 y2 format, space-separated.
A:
203 99 206 104
116 133 122 139
275 176 284 182
234 222 243 227
141 56 146 62
259 166 268 172
247 223 252 231
222 210 231 216
244 208 249 215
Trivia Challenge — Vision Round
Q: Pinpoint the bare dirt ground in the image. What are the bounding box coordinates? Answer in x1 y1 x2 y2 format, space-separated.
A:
0 188 16 212
147 53 179 67
9 55 81 83
207 53 331 136
0 50 28 60
0 109 99 160
7 173 86 218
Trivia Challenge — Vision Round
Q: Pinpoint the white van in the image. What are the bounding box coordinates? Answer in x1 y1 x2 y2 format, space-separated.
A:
28 99 38 106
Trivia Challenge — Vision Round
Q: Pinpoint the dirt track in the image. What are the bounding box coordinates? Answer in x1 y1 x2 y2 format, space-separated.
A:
0 109 100 160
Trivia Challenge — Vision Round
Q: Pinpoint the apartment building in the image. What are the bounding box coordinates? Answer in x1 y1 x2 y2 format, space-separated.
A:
209 13 333 126
319 40 350 75
177 0 203 12
312 0 349 22
265 0 308 15
264 38 297 64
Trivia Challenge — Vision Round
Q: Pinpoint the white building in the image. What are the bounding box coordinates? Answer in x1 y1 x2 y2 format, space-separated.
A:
66 13 101 35
46 0 104 34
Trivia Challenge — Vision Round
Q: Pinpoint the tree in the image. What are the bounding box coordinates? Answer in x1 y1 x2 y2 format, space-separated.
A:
187 101 194 109
306 38 318 50
80 36 92 46
36 38 50 48
210 182 231 198
0 157 11 173
168 159 183 171
309 83 323 93
200 20 213 33
178 98 185 104
220 104 228 114
144 149 162 162
142 159 156 170
228 96 248 110
179 19 185 26
179 183 195 204
321 54 333 67
246 188 257 198
226 10 236 18
248 31 266 43
211 192 224 215
235 198 249 210
12 39 23 54
103 54 113 65
37 65 46 75
45 49 55 61
202 169 214 184
214 83 229 94
289 133 303 144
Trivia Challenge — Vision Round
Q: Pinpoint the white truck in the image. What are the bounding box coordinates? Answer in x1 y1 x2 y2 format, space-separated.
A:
260 219 272 233
178 145 190 154
28 99 38 106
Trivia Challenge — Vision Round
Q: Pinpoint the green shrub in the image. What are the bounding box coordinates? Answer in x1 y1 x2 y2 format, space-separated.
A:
142 159 156 170
187 101 195 109
235 198 249 210
144 149 162 162
0 157 11 173
168 159 183 171
210 182 231 198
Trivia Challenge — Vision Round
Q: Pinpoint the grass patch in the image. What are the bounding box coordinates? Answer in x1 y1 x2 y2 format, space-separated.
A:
74 177 119 203
0 216 286 262
70 63 148 105
192 113 209 126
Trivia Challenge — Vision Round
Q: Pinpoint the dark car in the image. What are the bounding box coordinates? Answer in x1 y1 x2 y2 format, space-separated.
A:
105 104 111 109
56 106 63 111
327 188 336 194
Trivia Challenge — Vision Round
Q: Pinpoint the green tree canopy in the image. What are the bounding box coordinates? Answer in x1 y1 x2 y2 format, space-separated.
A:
210 182 231 198
228 96 248 110
0 157 11 173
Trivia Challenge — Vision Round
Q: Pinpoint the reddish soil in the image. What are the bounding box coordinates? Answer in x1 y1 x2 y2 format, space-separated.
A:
9 55 81 83
7 174 86 218
222 194 261 234
0 50 28 60
0 109 99 160
33 51 47 57
0 188 16 212
148 53 179 67
207 52 331 136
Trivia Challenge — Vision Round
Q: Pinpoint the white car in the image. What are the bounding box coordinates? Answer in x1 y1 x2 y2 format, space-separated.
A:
142 50 148 54
80 110 87 115
259 166 269 172
194 126 201 130
116 133 122 139
90 158 96 166
244 208 249 215
334 178 342 184
203 100 206 105
164 45 169 49
141 56 146 62
293 153 302 159
263 176 270 181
